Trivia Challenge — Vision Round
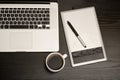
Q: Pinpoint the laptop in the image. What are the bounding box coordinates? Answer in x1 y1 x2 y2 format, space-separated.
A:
0 0 59 52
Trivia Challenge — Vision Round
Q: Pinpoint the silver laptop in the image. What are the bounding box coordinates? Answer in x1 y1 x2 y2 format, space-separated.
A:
0 0 59 52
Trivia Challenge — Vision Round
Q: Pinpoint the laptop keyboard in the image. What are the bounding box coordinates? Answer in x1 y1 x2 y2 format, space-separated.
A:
0 8 50 29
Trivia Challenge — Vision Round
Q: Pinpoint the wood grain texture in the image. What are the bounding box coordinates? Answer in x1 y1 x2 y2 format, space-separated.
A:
0 0 120 80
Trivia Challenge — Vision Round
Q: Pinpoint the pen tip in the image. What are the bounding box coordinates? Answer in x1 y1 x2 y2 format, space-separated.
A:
67 21 69 23
84 46 87 48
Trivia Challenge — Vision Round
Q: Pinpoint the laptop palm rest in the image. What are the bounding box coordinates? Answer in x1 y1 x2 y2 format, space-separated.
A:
10 32 33 50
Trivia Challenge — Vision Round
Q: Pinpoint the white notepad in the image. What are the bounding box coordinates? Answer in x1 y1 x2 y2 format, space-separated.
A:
61 7 107 67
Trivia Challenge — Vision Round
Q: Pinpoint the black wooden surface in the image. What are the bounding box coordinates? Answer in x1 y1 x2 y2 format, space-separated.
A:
0 0 120 80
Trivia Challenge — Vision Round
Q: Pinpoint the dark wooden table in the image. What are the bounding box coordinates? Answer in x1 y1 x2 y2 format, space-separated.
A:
0 0 120 80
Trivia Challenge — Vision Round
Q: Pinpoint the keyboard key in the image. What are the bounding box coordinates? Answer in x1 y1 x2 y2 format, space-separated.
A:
0 18 3 21
31 14 34 17
29 10 32 13
42 25 46 29
14 8 17 10
4 18 7 20
7 14 10 17
11 14 14 17
12 18 15 20
25 10 28 13
18 21 21 24
40 10 43 13
27 14 30 17
9 8 13 10
22 21 25 24
34 25 38 29
44 18 48 21
46 14 49 17
38 8 41 10
42 22 47 24
0 25 3 29
21 10 24 13
30 25 33 29
16 18 19 21
45 11 48 13
1 8 5 10
2 21 5 24
32 18 35 20
8 18 11 20
5 10 8 13
40 18 42 21
9 10 12 13
14 21 17 24
42 8 45 10
33 10 36 13
10 25 29 29
20 18 23 20
37 11 39 13
38 22 41 24
10 21 13 24
34 8 37 10
28 18 31 21
46 22 50 24
36 18 39 21
18 8 21 10
24 18 27 21
6 21 9 24
17 10 20 13
3 14 6 17
46 18 49 21
34 21 37 24
19 14 22 17
46 27 50 29
23 14 26 17
39 27 42 29
22 8 25 10
26 21 29 24
46 8 49 10
0 14 2 17
35 14 38 17
5 25 8 29
42 14 45 17
15 14 18 17
5 8 9 10
1 10 4 13
39 14 41 17
45 11 49 13
26 8 29 10
13 10 16 13
30 21 33 24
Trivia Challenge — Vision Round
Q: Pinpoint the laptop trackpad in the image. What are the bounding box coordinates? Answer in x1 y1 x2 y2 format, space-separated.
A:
10 32 32 50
